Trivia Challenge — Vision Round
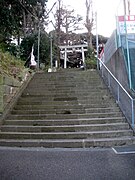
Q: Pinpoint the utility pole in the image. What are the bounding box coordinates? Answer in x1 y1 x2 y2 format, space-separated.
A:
123 0 132 89
128 0 130 15
57 0 61 68
37 23 40 70
37 2 57 71
123 0 127 15
95 12 99 70
22 0 26 37
50 32 53 69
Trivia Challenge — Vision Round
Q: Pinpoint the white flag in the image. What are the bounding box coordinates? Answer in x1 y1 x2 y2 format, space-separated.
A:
30 45 37 66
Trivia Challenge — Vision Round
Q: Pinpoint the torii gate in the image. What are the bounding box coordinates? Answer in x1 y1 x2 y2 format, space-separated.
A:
59 44 88 68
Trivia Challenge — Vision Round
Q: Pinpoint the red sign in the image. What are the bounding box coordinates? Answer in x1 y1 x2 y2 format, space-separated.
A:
118 15 135 21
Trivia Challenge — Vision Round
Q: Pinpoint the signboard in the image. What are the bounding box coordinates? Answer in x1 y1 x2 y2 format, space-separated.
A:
117 15 135 34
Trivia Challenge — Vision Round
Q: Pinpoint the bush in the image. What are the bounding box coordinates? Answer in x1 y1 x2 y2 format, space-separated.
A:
85 58 97 69
85 48 97 69
0 50 25 80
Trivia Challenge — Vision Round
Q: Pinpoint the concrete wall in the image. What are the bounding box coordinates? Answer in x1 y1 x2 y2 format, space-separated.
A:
104 30 117 63
106 47 129 91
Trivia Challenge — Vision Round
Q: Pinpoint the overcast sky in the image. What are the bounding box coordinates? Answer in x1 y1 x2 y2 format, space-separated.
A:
47 0 135 37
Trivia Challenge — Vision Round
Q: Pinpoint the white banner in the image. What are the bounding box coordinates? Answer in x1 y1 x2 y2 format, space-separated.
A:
30 45 37 66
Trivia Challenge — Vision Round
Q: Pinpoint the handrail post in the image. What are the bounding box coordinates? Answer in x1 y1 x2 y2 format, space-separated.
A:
131 99 134 128
108 72 110 88
102 67 104 77
117 84 120 103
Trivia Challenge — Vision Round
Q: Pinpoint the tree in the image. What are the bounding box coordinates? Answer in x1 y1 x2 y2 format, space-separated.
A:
85 0 94 49
0 0 48 48
19 0 48 35
55 0 62 67
54 4 83 45
60 7 83 45
0 0 23 45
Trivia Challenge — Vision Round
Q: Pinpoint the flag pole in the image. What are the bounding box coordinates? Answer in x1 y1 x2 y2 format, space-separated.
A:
37 23 40 70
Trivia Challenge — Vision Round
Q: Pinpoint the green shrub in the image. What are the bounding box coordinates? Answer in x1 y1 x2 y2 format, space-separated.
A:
85 48 97 69
85 58 97 69
0 50 25 80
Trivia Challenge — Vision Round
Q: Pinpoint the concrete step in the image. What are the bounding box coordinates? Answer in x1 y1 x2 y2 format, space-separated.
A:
17 98 115 105
4 117 126 126
11 107 120 114
78 100 116 106
16 100 80 106
85 107 120 113
16 98 116 105
11 109 86 115
13 104 85 110
21 92 111 97
25 82 106 88
0 137 134 148
24 85 107 90
22 90 110 95
7 112 123 120
20 95 113 101
0 123 129 132
26 79 105 84
14 103 117 109
0 130 132 139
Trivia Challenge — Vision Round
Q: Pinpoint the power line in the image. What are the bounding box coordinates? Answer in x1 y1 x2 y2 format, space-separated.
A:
46 2 57 16
17 0 57 21
17 0 39 20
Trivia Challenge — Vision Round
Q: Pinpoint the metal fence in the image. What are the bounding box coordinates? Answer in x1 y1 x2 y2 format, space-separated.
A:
97 58 135 130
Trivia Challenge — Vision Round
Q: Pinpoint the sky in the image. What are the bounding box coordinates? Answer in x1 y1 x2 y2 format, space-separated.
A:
47 0 135 37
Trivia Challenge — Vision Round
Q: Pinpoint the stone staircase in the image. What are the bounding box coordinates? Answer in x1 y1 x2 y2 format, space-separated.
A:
0 69 134 148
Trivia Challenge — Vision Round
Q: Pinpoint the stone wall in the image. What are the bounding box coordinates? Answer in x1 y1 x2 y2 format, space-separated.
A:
0 70 30 114
0 75 3 113
3 76 22 112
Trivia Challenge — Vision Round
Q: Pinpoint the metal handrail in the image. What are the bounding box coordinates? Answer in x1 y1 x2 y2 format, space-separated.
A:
97 58 135 129
98 59 132 99
127 39 135 44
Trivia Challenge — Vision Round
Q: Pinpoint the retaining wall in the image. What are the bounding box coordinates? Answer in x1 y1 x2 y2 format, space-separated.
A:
0 70 30 114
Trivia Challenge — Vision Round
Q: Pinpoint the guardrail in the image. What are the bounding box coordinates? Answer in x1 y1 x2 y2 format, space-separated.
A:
97 58 135 130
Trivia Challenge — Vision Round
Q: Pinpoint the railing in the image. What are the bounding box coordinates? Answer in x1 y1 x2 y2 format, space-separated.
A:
97 58 135 130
